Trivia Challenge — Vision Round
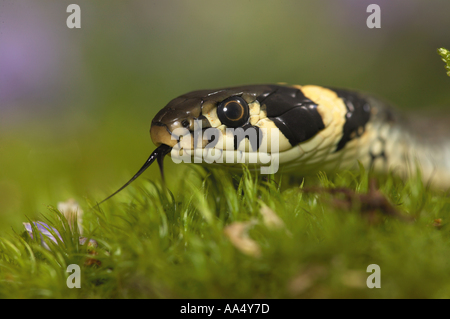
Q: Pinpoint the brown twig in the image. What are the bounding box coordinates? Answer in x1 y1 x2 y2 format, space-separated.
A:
301 179 413 223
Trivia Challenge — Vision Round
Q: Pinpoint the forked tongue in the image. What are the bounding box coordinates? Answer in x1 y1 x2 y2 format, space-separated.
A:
97 144 172 205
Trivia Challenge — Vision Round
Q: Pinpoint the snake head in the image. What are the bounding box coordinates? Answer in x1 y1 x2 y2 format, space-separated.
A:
99 84 337 204
150 87 264 148
149 85 327 168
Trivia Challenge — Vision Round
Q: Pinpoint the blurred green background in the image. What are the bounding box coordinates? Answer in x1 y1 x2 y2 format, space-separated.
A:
0 0 449 232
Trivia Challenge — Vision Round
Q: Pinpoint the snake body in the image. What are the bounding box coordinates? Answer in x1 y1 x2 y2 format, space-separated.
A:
100 84 450 203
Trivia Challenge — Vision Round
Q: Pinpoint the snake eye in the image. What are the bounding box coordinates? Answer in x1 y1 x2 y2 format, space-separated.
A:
217 96 249 127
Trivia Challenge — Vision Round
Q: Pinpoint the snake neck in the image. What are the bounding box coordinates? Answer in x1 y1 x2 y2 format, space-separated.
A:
369 105 450 189
281 93 450 190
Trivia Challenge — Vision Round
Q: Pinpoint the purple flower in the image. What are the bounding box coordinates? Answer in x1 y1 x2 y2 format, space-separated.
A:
23 221 98 251
23 221 62 250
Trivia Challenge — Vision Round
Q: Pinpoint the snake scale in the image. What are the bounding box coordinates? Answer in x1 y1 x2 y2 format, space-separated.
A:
99 84 450 203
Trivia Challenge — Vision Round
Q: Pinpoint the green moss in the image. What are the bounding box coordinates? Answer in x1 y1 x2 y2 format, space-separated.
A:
1 166 450 298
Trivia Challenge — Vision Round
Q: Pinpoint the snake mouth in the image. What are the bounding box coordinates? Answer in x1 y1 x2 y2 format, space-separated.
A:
150 123 181 147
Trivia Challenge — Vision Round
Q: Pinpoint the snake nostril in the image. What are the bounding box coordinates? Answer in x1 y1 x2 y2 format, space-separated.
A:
181 120 190 128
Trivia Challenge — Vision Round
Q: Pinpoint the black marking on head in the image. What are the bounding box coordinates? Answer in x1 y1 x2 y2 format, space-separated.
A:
232 124 263 151
271 107 325 146
204 127 220 149
331 88 372 152
257 86 317 117
233 135 239 150
250 125 263 151
258 86 325 146
207 134 217 147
